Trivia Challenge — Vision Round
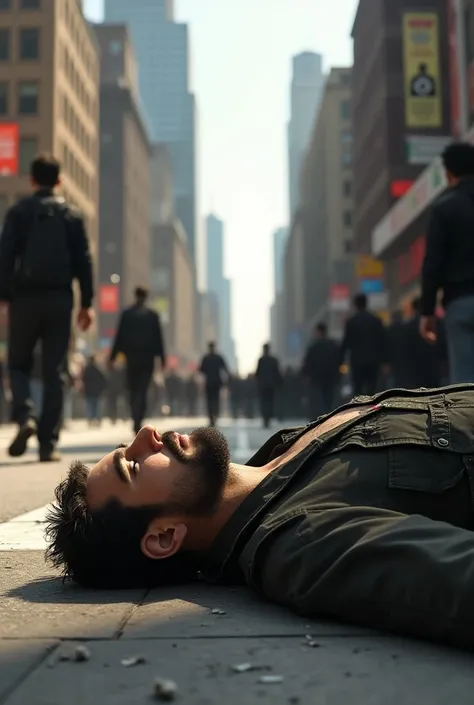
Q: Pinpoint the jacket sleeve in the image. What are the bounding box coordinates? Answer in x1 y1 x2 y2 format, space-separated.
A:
253 509 474 650
110 312 126 362
70 213 94 309
420 206 447 316
340 318 352 364
0 206 22 301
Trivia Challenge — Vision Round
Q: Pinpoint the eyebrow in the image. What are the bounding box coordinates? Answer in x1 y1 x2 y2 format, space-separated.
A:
113 447 130 483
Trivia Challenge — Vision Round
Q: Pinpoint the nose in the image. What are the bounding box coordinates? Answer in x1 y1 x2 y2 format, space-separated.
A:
139 425 162 447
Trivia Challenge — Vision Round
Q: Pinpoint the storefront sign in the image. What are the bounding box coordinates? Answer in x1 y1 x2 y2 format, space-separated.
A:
397 235 426 287
360 278 384 294
368 292 389 310
0 123 19 176
372 158 446 256
403 12 442 128
355 256 384 278
99 284 119 313
329 284 351 312
406 135 452 164
447 0 461 136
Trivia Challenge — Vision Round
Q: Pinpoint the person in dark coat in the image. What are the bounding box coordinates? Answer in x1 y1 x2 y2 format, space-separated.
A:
110 287 166 434
255 344 282 428
82 356 107 427
184 374 199 417
341 293 387 396
301 323 340 420
0 154 94 462
199 342 229 426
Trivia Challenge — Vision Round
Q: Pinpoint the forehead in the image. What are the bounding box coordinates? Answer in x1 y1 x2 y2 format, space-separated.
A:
86 451 122 509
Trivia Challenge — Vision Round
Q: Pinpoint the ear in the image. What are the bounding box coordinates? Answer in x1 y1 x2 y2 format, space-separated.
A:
140 522 188 560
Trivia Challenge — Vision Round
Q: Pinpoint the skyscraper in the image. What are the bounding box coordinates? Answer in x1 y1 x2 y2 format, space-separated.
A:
288 52 324 219
205 214 235 367
104 0 199 274
273 227 289 294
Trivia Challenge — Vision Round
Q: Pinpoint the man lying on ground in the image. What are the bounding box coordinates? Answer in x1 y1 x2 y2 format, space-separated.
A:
46 384 474 651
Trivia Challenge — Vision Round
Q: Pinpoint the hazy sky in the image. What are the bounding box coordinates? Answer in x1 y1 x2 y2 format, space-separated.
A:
84 0 358 372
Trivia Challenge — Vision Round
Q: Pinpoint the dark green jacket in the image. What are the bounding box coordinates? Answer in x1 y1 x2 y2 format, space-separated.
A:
202 384 474 650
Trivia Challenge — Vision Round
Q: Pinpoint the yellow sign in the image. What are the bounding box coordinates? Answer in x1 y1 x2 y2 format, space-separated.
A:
403 12 441 128
377 310 391 326
152 297 170 324
355 255 384 279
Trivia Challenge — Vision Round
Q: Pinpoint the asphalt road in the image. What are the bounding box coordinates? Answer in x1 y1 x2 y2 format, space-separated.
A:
0 417 473 704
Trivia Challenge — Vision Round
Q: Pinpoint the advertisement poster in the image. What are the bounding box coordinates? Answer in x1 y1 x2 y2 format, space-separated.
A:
99 284 119 313
0 123 19 176
403 12 442 128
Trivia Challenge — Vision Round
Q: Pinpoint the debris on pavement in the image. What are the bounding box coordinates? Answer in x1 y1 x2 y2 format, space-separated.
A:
231 662 272 674
153 678 178 701
121 656 147 667
258 675 284 684
55 645 91 664
211 608 227 615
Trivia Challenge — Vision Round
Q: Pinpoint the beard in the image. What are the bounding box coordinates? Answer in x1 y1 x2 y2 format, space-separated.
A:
160 427 231 517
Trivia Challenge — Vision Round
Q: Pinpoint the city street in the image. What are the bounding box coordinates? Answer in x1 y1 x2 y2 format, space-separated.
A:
0 417 473 703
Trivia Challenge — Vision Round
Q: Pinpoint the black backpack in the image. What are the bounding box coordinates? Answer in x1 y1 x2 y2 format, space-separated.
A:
18 196 73 288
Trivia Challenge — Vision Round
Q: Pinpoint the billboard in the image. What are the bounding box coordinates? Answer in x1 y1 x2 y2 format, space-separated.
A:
99 284 119 313
0 123 18 176
403 12 442 128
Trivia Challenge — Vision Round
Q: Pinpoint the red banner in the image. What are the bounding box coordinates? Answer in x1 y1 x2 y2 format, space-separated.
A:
0 123 18 176
99 285 119 313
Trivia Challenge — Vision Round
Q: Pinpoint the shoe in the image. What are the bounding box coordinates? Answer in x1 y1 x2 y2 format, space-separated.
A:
8 420 37 457
39 447 61 463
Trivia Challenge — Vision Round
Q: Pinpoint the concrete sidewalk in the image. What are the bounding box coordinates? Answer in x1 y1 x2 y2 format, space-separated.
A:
1 552 473 704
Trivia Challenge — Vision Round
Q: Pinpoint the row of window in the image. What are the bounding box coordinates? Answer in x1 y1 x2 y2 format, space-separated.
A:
61 0 96 80
0 0 40 9
0 81 39 115
0 27 40 61
61 92 95 159
61 141 94 201
61 42 97 118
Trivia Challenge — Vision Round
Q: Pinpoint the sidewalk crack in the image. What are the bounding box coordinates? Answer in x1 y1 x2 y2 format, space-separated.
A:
115 588 149 639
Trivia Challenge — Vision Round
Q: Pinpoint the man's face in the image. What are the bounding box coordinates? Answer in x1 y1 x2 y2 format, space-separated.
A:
86 425 231 517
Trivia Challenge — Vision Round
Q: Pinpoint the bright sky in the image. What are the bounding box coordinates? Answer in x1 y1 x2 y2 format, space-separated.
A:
84 0 358 373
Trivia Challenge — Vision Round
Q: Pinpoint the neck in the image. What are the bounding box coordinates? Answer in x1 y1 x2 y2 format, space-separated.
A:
184 462 272 551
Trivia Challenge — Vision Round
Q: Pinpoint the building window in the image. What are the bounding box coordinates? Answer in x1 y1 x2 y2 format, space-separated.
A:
343 180 351 197
0 0 11 9
0 82 7 115
108 40 122 56
19 136 38 174
341 130 352 144
18 81 39 114
20 28 40 60
340 100 351 120
343 210 352 228
344 239 353 254
20 0 41 7
342 151 352 166
0 29 10 60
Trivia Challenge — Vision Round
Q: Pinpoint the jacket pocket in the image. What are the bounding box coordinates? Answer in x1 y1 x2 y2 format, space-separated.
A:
388 446 465 494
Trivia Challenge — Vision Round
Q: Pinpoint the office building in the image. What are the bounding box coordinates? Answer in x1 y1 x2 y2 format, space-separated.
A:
205 213 235 367
287 52 324 219
93 24 151 351
150 143 197 365
0 0 100 352
270 226 288 358
352 0 452 263
103 0 199 276
282 68 354 360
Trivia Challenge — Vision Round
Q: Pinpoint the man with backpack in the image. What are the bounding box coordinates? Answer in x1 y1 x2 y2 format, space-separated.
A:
0 154 94 462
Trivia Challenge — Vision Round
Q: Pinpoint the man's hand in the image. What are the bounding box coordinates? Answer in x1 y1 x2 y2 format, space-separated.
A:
77 307 94 332
419 315 437 344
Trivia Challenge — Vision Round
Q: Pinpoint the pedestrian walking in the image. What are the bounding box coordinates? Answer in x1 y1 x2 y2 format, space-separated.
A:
403 297 448 388
199 342 229 426
301 323 340 420
0 154 94 461
109 287 166 434
255 343 282 428
341 293 387 397
82 355 107 427
420 141 474 383
106 363 125 424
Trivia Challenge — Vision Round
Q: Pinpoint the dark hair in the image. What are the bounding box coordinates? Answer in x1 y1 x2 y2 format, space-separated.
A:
30 153 61 188
45 461 199 589
442 142 474 178
353 293 367 310
208 341 215 350
412 296 421 313
134 286 149 302
316 322 327 334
